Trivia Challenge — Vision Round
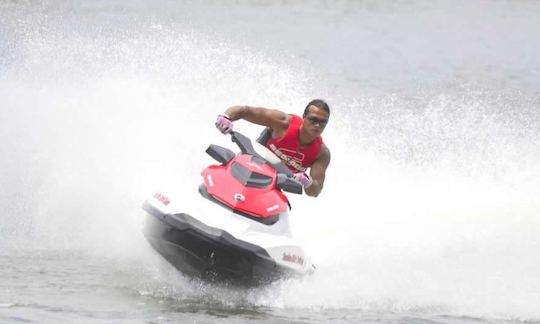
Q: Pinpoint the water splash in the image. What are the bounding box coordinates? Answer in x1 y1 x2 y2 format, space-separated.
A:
1 1 540 321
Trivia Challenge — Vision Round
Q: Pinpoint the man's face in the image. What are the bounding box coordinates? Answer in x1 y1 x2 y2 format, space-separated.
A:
302 105 329 137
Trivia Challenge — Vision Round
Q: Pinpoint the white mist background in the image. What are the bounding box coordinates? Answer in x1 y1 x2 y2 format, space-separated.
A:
1 1 540 321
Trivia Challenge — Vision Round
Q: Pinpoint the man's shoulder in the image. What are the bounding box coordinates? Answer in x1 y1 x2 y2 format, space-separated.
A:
270 113 294 138
317 142 331 162
248 107 290 134
321 142 331 154
271 109 292 126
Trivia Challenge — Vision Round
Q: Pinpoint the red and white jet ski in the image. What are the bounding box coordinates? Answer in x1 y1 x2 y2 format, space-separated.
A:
142 131 314 285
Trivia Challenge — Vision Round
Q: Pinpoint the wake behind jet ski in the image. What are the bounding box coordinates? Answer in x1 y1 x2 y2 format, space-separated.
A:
142 131 315 285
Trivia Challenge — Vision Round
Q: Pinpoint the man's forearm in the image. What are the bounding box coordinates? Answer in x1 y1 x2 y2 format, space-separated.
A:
224 105 248 121
305 180 323 197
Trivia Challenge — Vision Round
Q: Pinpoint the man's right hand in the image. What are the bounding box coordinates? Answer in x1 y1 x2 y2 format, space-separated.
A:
215 114 233 134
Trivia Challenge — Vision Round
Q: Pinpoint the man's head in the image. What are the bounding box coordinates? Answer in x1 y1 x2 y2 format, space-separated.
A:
301 99 330 137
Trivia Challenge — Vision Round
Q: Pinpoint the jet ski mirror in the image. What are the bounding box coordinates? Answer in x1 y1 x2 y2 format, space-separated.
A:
206 144 236 165
276 173 303 194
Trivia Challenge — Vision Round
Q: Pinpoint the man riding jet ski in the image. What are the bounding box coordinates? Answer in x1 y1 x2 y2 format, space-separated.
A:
143 131 315 285
215 99 331 197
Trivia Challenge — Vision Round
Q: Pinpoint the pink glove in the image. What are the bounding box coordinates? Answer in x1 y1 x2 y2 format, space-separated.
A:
294 172 312 189
215 114 233 134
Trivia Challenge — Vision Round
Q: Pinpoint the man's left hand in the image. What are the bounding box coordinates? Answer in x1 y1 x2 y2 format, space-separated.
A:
294 172 312 189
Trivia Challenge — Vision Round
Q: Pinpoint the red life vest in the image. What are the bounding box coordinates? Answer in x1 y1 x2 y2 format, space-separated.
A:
265 115 323 173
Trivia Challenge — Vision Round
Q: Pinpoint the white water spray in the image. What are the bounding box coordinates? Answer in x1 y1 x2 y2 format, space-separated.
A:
1 2 540 321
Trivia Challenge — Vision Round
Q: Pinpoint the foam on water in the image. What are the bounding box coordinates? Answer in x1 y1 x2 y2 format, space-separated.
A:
1 1 540 322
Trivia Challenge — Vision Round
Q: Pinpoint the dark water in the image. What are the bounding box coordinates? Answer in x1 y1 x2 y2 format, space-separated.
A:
2 247 530 323
1 0 540 323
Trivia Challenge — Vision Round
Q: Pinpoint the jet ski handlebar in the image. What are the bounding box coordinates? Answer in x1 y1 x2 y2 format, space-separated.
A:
229 131 293 177
229 131 256 156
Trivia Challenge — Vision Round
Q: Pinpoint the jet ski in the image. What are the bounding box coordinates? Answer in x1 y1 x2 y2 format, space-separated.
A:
142 131 315 285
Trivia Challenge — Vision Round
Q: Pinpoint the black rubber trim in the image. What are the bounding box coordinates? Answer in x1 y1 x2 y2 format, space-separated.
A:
231 162 272 189
251 156 266 165
142 198 312 285
142 201 273 259
142 206 303 285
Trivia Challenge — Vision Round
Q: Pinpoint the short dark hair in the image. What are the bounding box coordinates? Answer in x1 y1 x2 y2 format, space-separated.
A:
303 99 330 116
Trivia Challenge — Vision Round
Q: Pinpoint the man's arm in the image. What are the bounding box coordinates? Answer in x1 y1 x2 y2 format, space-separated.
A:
305 144 331 197
223 105 290 135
